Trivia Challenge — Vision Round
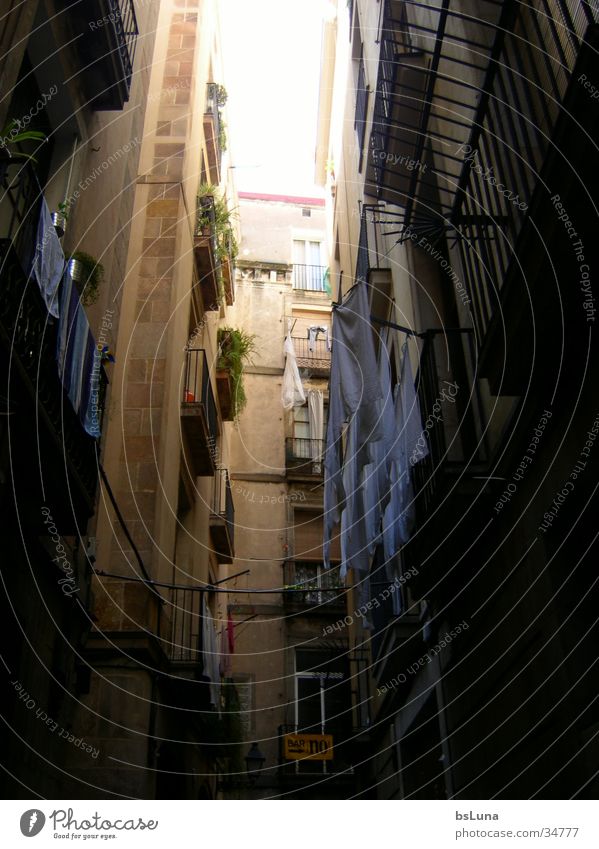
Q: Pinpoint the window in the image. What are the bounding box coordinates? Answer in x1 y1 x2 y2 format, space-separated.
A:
292 239 326 291
302 208 312 217
295 562 341 605
293 649 352 772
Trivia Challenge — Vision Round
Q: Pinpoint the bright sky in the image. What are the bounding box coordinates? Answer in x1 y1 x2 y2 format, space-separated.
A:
220 0 329 198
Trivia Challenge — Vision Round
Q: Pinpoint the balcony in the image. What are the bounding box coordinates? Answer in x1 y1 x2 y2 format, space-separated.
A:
366 1 599 374
290 336 330 373
283 561 345 613
203 83 224 185
412 329 487 516
209 467 234 564
285 437 324 477
366 550 423 707
0 161 106 531
292 264 328 292
181 348 218 476
193 195 220 311
57 0 138 110
220 232 235 306
160 586 215 715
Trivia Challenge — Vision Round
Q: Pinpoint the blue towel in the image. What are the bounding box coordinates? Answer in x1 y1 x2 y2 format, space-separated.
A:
55 268 102 438
32 199 65 318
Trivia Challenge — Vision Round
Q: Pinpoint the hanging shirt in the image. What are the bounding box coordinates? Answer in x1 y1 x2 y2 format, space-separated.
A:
32 198 65 319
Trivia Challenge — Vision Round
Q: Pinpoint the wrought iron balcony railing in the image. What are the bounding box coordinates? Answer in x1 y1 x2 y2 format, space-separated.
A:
366 0 599 346
210 467 235 562
1 160 108 529
283 561 344 610
204 83 224 184
291 336 331 369
59 0 138 110
412 329 488 514
292 264 328 292
354 54 369 168
285 437 325 475
181 348 218 476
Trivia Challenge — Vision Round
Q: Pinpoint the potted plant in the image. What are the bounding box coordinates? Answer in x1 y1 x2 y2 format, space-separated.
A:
216 326 257 419
66 250 104 306
195 184 238 308
51 200 71 238
0 119 46 181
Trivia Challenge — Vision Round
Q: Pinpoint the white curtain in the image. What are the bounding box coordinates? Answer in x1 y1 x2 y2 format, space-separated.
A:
307 389 324 469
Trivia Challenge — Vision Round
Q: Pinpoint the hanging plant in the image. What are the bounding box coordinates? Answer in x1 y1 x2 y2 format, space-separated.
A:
217 326 257 418
66 250 104 306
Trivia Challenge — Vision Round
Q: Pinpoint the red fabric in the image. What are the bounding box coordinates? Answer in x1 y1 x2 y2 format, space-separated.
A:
227 614 235 654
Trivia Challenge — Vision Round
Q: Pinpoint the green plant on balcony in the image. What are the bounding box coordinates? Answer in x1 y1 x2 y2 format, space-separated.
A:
217 326 257 418
215 84 228 108
218 115 228 153
66 250 104 306
0 120 46 179
196 184 238 300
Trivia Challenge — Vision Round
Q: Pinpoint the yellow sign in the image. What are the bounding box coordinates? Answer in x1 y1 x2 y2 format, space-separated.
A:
283 733 334 761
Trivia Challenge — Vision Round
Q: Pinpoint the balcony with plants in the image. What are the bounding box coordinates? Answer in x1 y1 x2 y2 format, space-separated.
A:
194 186 238 311
215 326 256 421
283 561 344 614
203 83 228 184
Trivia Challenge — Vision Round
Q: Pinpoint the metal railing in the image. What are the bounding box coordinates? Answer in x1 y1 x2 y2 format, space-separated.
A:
196 194 216 241
167 586 203 663
205 82 224 168
292 264 328 291
182 348 218 443
451 0 599 341
0 160 107 512
354 54 369 166
107 0 138 94
412 329 487 514
284 561 344 607
211 466 235 552
285 438 325 474
0 156 41 270
291 336 331 365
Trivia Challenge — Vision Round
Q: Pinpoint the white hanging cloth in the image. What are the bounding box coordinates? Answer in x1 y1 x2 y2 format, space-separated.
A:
281 326 306 410
307 389 324 468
